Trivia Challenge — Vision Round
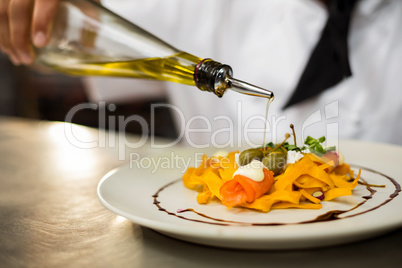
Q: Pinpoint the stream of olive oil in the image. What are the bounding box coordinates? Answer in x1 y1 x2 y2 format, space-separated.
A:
262 98 274 151
48 52 202 85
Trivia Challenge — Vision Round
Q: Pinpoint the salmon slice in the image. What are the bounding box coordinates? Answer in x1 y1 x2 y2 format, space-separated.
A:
220 168 274 208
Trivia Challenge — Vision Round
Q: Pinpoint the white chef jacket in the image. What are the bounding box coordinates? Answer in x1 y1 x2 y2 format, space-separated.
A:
86 0 402 148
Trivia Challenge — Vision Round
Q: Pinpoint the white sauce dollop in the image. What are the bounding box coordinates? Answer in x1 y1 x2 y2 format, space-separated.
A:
287 150 304 164
233 160 265 182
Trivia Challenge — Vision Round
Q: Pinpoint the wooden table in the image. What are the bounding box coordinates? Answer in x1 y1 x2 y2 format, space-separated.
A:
1 116 401 267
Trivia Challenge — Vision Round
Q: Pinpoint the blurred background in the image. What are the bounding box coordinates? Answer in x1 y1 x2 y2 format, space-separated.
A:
0 52 178 140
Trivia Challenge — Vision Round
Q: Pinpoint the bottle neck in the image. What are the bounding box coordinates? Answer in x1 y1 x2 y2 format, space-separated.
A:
194 59 274 99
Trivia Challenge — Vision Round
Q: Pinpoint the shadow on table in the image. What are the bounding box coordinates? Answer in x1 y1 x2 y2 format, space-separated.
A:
139 226 402 268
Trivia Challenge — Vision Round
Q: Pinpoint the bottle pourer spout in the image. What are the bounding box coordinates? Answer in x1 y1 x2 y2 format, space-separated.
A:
194 58 274 99
227 77 274 99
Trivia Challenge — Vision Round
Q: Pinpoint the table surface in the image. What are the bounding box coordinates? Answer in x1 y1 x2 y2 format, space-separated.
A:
1 116 402 268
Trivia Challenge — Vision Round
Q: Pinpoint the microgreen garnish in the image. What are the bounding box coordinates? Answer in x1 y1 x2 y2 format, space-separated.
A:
282 135 335 156
260 125 335 156
303 136 327 156
283 144 299 151
260 142 275 149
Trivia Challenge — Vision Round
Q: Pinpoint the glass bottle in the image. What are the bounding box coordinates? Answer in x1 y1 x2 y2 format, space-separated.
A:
36 0 274 99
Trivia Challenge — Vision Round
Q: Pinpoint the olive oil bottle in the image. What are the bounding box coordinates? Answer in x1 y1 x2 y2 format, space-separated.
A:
45 51 201 85
36 0 274 99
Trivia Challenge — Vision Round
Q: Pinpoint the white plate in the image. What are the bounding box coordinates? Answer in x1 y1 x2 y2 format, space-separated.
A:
97 140 402 250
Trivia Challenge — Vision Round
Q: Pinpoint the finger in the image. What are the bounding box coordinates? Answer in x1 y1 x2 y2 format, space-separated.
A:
9 0 35 64
32 0 59 48
0 0 12 53
8 51 21 65
0 0 21 65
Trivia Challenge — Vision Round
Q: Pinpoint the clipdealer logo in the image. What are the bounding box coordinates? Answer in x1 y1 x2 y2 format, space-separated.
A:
62 100 339 162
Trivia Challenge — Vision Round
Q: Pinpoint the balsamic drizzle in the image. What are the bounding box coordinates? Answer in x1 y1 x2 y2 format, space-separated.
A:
152 165 401 226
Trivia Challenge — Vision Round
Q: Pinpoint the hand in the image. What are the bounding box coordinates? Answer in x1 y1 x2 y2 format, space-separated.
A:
0 0 60 65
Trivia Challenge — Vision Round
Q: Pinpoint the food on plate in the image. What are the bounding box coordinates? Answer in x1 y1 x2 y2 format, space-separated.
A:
182 132 361 212
220 160 275 207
